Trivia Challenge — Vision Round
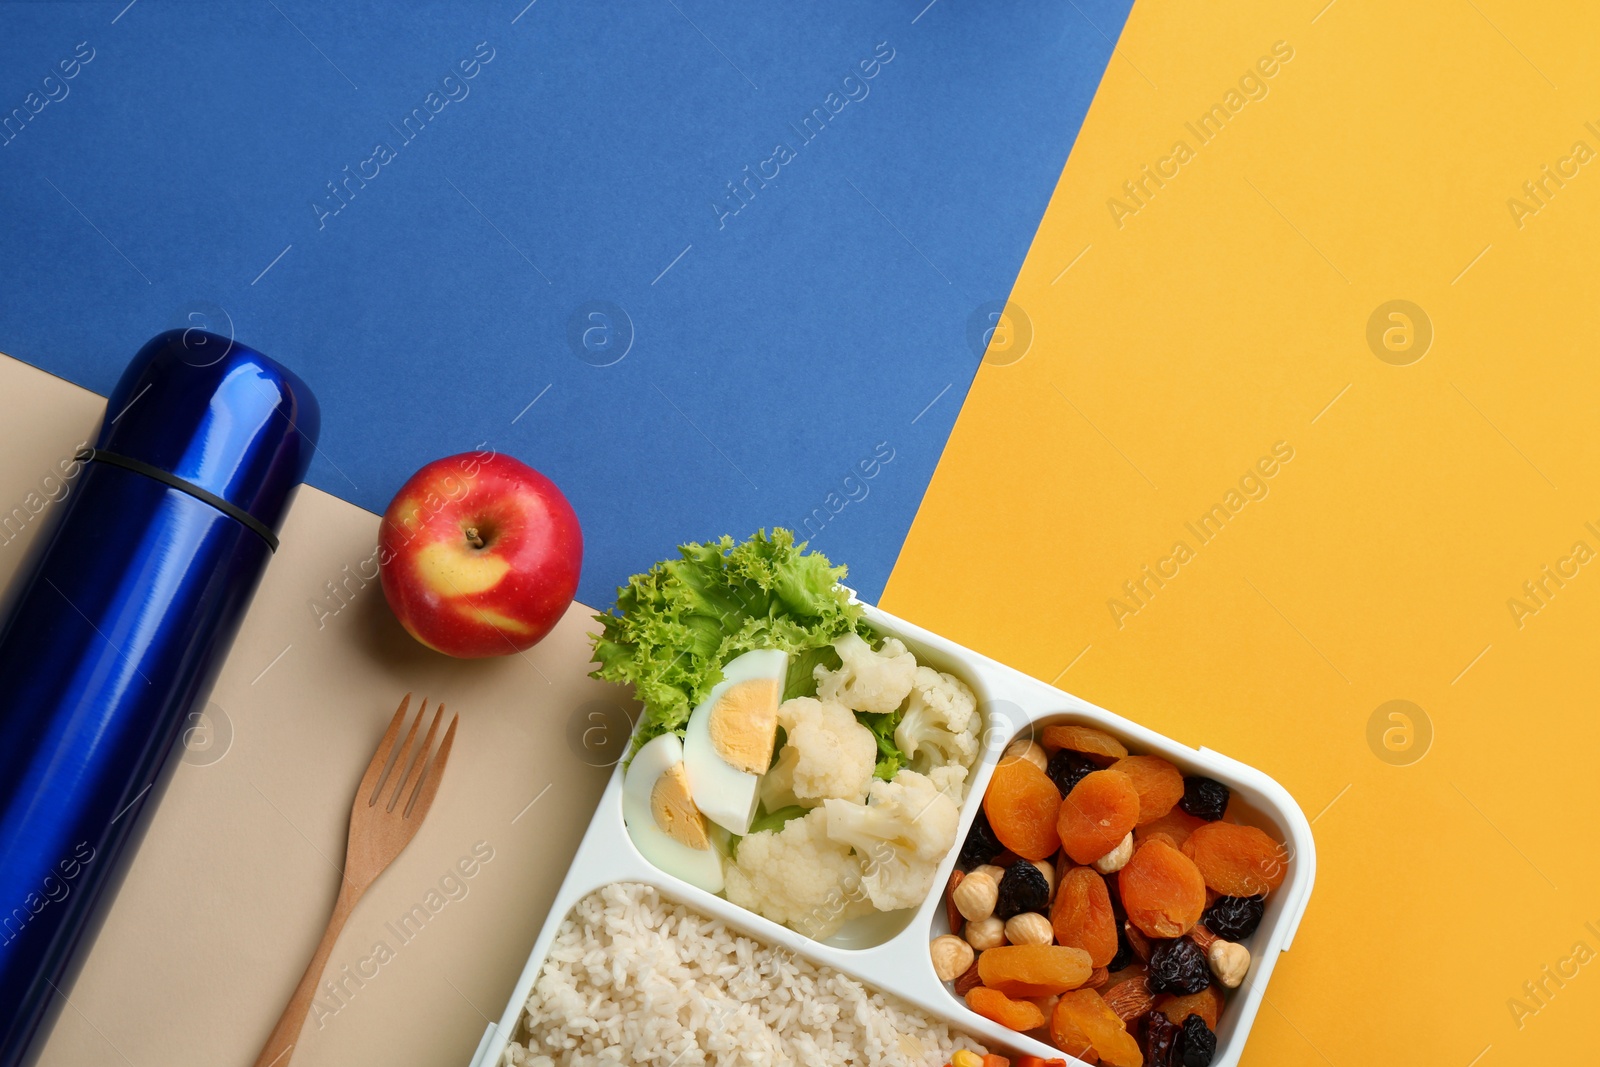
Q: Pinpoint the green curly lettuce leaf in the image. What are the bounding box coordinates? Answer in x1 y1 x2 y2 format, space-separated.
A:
591 528 866 753
856 710 909 782
782 643 841 702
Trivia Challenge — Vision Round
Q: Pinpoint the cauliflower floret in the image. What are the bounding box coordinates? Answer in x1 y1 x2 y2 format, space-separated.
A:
814 634 917 713
928 763 969 803
894 666 979 775
765 696 877 804
723 808 871 938
822 769 960 912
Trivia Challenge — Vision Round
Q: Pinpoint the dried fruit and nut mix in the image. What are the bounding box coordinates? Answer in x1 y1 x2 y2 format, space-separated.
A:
930 722 1292 1066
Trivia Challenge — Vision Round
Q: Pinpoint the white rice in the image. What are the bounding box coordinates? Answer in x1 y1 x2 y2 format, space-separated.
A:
505 882 987 1067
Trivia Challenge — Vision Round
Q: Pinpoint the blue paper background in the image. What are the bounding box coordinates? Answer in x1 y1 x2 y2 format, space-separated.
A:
0 0 1132 608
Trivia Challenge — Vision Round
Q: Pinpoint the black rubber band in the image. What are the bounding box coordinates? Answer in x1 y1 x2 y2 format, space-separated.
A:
77 448 280 552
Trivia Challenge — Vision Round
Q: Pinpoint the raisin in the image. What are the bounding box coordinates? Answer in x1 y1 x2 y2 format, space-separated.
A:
1047 748 1100 796
959 810 1003 871
1147 937 1212 995
1057 769 1141 864
985 757 1065 860
1179 1014 1217 1067
1109 755 1185 825
997 859 1052 919
1052 867 1119 967
1107 933 1135 973
1120 838 1206 939
1179 776 1230 821
1203 894 1265 941
1184 823 1288 896
1144 1009 1180 1067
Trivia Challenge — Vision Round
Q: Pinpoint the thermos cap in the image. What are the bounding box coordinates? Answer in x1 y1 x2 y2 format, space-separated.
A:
92 330 321 546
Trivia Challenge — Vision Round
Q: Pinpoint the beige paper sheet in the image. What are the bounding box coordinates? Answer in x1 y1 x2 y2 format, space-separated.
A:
0 353 631 1066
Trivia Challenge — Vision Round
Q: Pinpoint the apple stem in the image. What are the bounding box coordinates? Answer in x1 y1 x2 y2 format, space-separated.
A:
465 527 485 550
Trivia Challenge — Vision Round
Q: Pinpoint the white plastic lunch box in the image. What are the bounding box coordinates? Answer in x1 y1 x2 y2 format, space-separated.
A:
468 602 1317 1067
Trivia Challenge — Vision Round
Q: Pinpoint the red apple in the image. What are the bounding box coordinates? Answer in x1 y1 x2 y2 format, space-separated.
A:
378 452 582 657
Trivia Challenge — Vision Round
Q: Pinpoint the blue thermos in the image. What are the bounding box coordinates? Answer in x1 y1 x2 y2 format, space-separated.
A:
0 330 318 1066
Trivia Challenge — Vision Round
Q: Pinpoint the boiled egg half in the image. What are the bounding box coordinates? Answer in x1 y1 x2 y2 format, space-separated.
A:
683 648 788 834
622 733 724 893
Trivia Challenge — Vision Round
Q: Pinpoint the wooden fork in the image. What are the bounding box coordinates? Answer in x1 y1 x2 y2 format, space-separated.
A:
253 694 458 1067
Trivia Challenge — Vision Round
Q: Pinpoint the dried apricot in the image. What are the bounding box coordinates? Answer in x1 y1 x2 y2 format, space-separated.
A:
1136 806 1206 851
1050 867 1119 967
966 985 1047 1032
1108 755 1184 825
1154 985 1223 1030
1051 990 1142 1067
984 757 1064 861
1048 999 1099 1062
1057 770 1141 864
1184 821 1288 896
978 943 1094 997
1040 723 1128 763
1120 838 1206 938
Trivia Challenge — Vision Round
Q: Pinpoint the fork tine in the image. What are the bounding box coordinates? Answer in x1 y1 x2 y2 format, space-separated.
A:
405 713 458 820
380 698 426 809
356 693 411 810
392 703 443 813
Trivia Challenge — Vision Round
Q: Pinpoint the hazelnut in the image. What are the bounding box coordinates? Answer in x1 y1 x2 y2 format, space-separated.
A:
952 871 999 922
1092 832 1134 874
1029 858 1056 900
930 934 976 982
1209 939 1251 988
971 864 1006 885
1004 738 1048 771
1004 912 1054 946
964 916 1006 951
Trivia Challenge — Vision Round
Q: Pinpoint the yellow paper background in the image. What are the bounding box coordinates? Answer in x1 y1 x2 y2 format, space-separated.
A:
885 2 1600 1063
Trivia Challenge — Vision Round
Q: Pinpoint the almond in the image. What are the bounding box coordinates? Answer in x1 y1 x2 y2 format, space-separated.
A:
1102 976 1155 1023
1124 920 1152 962
954 958 984 996
945 870 965 935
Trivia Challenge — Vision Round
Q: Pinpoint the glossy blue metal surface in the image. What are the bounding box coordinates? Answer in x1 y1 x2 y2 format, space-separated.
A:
0 332 316 1066
98 330 320 528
